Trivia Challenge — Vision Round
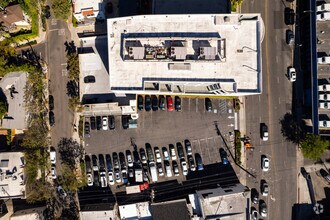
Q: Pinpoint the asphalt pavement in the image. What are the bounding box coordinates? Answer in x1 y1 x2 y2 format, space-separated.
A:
242 0 298 219
46 18 75 165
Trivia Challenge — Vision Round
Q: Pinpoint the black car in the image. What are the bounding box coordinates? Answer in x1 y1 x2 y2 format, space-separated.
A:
96 116 102 130
105 154 113 171
43 5 51 19
49 111 55 126
251 188 259 204
84 75 96 83
152 95 158 111
320 168 330 183
138 95 144 110
286 29 294 45
176 142 185 160
108 115 115 130
119 152 127 169
49 95 54 110
85 155 92 173
159 95 166 110
98 154 105 169
93 171 100 187
219 148 229 165
146 143 154 162
90 117 96 130
92 155 98 171
112 152 119 169
122 115 129 129
188 155 196 171
175 96 181 111
284 7 295 25
195 153 204 171
140 148 147 164
84 122 90 137
106 2 113 14
145 95 151 111
205 98 212 112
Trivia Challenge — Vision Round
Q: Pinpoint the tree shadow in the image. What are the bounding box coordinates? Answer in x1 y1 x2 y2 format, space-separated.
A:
279 112 306 144
64 41 76 56
66 80 79 97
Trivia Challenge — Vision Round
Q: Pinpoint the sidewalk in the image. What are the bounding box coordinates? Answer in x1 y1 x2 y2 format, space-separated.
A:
238 97 247 186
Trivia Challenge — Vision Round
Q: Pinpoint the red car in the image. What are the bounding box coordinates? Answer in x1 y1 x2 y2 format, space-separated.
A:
167 96 174 111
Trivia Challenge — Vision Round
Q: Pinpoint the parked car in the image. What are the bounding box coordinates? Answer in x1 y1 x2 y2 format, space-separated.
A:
49 95 54 110
122 115 129 129
50 147 56 164
262 156 270 171
100 168 107 188
188 156 196 171
195 153 204 171
43 5 51 19
286 29 294 45
259 200 267 217
284 7 295 25
114 169 121 183
108 115 115 130
51 165 57 179
260 123 269 141
145 95 151 111
154 147 162 163
320 168 330 183
162 147 170 161
92 155 98 171
87 173 93 186
102 116 108 130
140 148 147 164
159 95 166 110
152 96 158 111
169 144 177 160
93 171 100 187
121 169 128 184
49 111 55 126
288 67 296 82
119 152 127 169
157 163 164 176
98 154 105 169
172 161 179 176
205 98 212 112
219 148 229 165
176 142 185 160
181 159 188 176
184 139 192 156
57 186 67 198
96 116 102 130
105 154 113 171
84 122 90 138
90 116 96 130
164 161 172 177
146 143 154 162
175 96 181 111
261 180 269 196
128 168 134 178
113 152 119 169
108 170 115 185
138 95 144 110
251 207 258 220
167 96 174 111
84 75 95 83
126 150 133 167
251 188 259 204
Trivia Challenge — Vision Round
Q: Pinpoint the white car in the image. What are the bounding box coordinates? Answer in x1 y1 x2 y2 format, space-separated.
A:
154 147 162 163
157 163 164 176
115 169 121 183
126 151 133 167
181 160 188 176
288 67 296 82
262 157 269 172
165 161 172 177
261 181 269 196
51 165 57 179
162 147 170 161
108 171 115 185
169 145 177 160
87 173 93 186
102 116 108 130
50 149 56 164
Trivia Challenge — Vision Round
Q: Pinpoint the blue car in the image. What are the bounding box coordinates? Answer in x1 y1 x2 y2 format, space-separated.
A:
220 148 229 165
195 153 204 171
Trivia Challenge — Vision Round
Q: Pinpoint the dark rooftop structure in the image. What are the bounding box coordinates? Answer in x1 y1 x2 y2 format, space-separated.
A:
150 199 190 220
78 187 116 211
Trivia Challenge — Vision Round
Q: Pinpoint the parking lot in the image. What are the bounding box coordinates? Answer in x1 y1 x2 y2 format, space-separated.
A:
84 97 237 186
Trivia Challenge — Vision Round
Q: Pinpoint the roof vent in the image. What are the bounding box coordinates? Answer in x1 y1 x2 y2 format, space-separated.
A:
224 16 230 22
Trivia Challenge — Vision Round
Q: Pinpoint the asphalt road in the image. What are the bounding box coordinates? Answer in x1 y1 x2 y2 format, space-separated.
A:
242 0 298 219
46 18 74 159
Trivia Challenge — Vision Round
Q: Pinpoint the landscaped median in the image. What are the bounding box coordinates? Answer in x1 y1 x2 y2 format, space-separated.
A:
234 130 242 165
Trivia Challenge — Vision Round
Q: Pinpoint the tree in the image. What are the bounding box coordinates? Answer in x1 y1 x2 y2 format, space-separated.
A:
280 113 305 144
0 100 7 118
300 133 329 161
51 0 71 20
26 179 52 203
58 138 83 168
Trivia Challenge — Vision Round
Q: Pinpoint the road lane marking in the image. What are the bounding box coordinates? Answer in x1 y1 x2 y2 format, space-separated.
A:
277 77 280 84
258 95 261 102
278 97 281 104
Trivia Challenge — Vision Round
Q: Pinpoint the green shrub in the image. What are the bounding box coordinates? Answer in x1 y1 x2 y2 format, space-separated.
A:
234 130 242 165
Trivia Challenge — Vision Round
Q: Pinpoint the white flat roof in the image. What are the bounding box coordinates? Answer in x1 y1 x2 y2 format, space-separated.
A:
0 152 25 198
107 14 263 95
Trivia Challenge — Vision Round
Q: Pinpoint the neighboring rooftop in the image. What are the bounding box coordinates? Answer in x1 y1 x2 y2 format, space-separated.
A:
0 152 25 198
0 72 27 130
152 0 230 14
150 199 190 220
0 4 26 29
118 201 152 219
73 0 105 21
107 14 263 96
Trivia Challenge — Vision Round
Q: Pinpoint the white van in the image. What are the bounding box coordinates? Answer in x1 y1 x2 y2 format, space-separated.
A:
50 149 56 164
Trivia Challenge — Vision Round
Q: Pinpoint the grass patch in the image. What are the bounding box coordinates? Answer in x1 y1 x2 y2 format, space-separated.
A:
72 16 78 28
234 130 242 165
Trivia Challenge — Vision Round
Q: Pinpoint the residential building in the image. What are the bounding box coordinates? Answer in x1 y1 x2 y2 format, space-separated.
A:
0 72 28 130
73 0 105 22
0 4 30 33
0 152 25 199
107 14 263 96
118 201 152 219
